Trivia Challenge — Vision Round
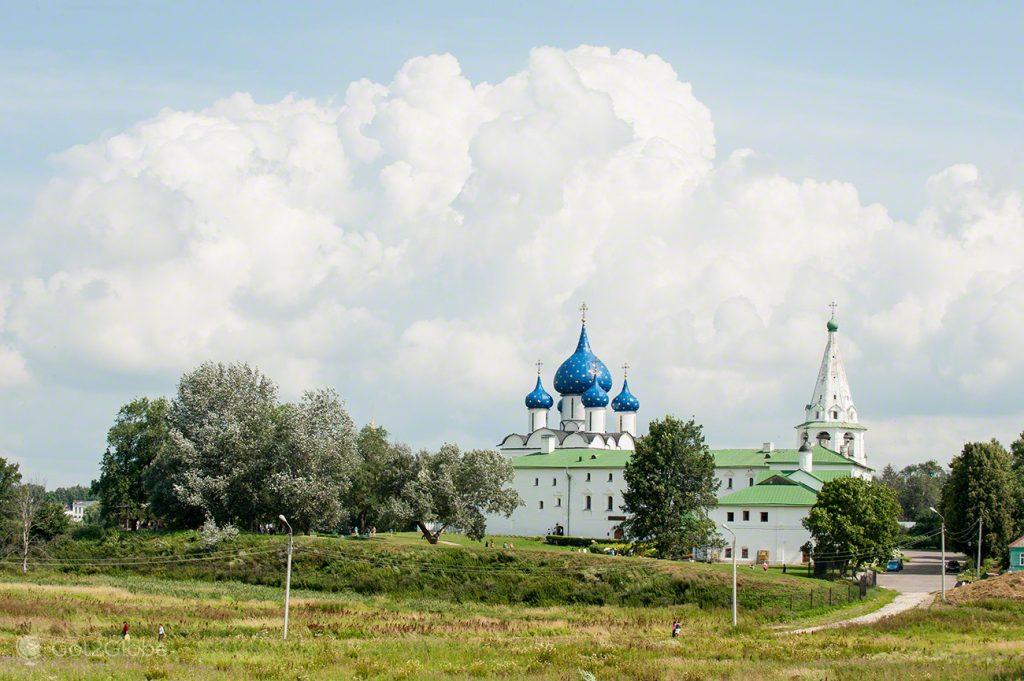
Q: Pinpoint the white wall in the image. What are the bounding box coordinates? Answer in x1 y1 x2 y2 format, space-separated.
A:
485 467 627 539
711 505 811 565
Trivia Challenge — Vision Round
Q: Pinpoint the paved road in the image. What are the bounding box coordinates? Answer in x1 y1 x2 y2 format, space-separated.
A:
875 550 967 594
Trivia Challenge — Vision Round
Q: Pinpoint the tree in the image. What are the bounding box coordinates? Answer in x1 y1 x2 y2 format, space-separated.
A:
11 483 46 573
877 460 948 521
0 456 22 547
940 440 1017 561
95 397 170 529
45 485 96 507
266 389 359 534
161 362 280 527
344 424 418 532
620 415 719 559
803 477 901 574
397 444 521 544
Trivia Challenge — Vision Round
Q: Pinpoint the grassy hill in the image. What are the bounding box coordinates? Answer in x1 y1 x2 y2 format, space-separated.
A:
17 530 870 617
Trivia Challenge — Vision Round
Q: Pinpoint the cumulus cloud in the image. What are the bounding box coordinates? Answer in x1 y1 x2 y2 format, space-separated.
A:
3 45 1024 474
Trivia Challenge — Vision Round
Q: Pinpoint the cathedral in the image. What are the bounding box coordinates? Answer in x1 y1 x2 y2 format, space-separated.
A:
486 305 874 564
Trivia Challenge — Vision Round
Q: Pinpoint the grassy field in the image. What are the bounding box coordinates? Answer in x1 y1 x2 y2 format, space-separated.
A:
1 531 1022 679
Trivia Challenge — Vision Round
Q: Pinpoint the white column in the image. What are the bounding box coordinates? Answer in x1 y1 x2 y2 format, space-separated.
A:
586 407 606 434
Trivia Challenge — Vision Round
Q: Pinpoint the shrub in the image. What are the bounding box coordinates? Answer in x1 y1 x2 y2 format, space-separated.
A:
199 519 239 548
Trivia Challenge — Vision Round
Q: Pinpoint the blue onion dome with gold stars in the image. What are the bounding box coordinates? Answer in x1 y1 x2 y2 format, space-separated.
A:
524 377 554 409
553 324 613 395
611 379 640 412
581 377 610 408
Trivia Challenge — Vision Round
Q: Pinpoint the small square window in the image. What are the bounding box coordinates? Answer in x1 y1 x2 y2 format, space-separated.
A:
741 547 749 559
726 511 734 522
760 512 768 523
724 547 732 558
742 510 750 521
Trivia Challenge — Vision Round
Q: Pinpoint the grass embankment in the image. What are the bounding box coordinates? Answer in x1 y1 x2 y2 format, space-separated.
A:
24 531 878 617
0 572 1022 680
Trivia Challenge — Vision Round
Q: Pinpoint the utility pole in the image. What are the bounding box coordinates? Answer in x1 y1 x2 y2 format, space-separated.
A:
279 514 294 639
977 517 983 580
722 525 737 627
930 506 945 602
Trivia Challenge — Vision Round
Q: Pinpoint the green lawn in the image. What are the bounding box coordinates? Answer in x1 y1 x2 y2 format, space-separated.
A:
0 570 1021 680
3 531 1018 679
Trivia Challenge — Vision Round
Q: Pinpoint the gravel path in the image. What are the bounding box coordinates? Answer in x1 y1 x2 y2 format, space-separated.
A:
787 591 934 634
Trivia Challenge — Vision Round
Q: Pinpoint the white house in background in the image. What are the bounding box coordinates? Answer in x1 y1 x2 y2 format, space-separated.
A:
65 499 98 522
485 306 873 564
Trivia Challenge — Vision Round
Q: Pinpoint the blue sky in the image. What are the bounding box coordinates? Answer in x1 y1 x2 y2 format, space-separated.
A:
1 2 1023 485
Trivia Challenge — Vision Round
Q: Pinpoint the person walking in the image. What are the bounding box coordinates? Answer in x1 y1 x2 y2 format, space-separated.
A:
671 618 682 638
158 624 165 643
121 621 130 641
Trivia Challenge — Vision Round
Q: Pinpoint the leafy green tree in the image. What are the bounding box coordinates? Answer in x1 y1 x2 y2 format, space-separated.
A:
161 362 280 527
621 415 719 559
267 388 359 534
95 397 170 528
44 485 96 507
803 477 901 574
32 501 71 541
877 460 948 521
940 440 1018 561
345 424 417 532
397 444 521 544
0 456 22 545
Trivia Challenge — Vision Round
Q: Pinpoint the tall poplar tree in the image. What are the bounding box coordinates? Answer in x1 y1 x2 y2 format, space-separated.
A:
940 440 1018 561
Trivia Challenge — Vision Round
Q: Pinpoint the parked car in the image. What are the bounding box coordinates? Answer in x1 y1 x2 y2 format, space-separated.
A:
945 560 962 574
885 559 904 572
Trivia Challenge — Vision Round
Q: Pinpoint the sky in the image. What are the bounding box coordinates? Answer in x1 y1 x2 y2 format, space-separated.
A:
0 2 1022 485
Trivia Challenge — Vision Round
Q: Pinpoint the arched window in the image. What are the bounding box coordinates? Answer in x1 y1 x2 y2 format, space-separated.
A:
843 432 855 457
816 431 831 446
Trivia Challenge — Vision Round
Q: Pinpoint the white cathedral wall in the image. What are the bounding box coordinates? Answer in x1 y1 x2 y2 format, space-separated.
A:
711 505 811 565
484 467 628 539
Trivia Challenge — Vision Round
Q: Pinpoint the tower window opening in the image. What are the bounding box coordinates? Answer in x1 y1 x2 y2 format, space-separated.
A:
539 500 544 510
606 496 614 511
585 495 592 511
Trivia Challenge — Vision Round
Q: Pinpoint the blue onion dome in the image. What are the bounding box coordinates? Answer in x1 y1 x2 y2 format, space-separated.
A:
611 379 640 412
553 325 613 395
581 378 610 408
524 376 554 409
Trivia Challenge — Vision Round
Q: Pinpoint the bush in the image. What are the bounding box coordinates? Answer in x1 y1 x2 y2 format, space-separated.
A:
199 519 239 548
70 524 106 541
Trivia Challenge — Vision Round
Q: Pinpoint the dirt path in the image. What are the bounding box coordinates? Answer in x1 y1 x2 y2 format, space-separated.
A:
787 591 933 634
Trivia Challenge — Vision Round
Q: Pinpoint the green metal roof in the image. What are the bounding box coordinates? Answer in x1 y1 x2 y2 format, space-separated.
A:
511 448 632 469
794 420 867 432
711 445 870 470
510 444 872 471
716 478 820 507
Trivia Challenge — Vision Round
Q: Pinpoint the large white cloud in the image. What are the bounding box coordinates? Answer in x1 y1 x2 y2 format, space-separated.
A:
3 45 1024 473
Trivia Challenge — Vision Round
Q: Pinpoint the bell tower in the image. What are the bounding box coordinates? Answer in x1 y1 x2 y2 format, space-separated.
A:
795 304 867 464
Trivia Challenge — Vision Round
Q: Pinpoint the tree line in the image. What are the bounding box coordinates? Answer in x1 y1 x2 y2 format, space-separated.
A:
93 362 520 542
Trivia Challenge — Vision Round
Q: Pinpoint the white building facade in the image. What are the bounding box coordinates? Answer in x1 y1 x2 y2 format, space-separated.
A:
486 308 873 563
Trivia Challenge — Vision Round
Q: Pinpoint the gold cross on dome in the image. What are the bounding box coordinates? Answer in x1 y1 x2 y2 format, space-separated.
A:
622 361 630 378
829 301 838 319
535 360 543 376
579 302 588 324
